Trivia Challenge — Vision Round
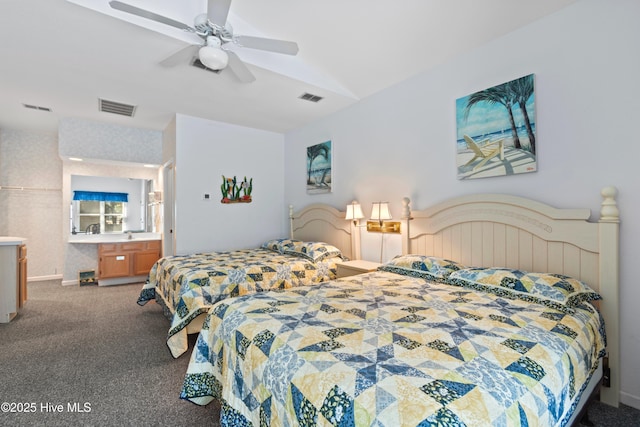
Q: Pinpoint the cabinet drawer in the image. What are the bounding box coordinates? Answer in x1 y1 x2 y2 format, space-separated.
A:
99 241 158 253
119 242 145 251
145 240 161 250
99 243 119 253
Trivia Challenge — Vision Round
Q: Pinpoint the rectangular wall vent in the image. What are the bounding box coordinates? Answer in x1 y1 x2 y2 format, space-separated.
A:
99 99 136 117
23 103 52 112
299 93 323 103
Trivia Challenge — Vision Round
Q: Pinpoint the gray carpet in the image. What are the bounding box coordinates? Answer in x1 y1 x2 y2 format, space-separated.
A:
0 280 218 426
0 280 638 426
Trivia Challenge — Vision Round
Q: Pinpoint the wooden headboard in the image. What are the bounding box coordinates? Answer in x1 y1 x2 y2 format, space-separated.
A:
289 204 360 261
400 187 620 407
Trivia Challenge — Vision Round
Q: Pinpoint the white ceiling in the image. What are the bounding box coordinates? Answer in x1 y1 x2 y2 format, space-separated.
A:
0 0 578 134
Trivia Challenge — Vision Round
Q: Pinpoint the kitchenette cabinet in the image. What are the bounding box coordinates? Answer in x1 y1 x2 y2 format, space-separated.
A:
0 237 27 323
98 240 160 285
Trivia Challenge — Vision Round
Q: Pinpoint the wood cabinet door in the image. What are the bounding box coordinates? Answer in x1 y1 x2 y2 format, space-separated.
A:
18 256 27 307
133 251 160 276
100 253 131 278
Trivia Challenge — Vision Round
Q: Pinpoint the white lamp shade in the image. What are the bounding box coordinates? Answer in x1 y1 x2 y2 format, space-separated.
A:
345 201 364 220
199 37 228 70
370 202 392 221
199 46 228 70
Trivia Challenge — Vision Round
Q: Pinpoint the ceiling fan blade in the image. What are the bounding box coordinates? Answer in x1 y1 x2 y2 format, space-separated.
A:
226 51 256 83
233 35 299 55
109 1 193 31
207 0 232 27
159 45 201 67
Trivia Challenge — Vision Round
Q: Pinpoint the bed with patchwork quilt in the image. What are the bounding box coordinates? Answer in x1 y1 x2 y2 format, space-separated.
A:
138 240 345 358
181 260 606 426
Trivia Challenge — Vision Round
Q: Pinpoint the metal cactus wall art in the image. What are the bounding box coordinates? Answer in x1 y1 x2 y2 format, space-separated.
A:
221 175 252 203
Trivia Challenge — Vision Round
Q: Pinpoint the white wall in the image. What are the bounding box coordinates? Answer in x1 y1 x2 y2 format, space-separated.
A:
59 118 162 165
283 0 640 409
0 120 162 282
0 129 63 278
62 163 159 283
59 118 162 283
174 114 285 254
161 117 177 256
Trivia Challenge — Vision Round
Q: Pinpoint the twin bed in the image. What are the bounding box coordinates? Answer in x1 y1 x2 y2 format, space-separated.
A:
143 188 621 426
138 204 360 358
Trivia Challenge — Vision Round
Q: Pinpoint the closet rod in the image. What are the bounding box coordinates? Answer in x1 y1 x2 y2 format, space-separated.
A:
0 185 62 192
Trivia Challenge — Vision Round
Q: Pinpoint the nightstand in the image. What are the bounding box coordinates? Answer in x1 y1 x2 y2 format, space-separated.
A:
336 260 382 278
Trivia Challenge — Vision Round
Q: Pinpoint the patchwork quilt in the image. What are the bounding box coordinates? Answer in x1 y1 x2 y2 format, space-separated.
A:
181 270 605 427
137 248 339 357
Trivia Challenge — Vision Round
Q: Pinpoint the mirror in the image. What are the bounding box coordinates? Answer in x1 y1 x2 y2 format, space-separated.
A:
70 175 154 234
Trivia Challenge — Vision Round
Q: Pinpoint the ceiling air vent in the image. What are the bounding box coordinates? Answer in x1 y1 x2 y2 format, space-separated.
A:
191 58 222 74
99 99 136 117
23 103 52 112
299 92 323 103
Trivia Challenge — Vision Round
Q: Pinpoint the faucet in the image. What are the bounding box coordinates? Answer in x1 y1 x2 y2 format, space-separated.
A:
127 231 133 240
85 224 100 234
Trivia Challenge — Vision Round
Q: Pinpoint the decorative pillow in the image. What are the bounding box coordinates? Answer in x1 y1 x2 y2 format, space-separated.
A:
283 241 344 262
378 254 465 281
448 267 602 312
261 238 302 253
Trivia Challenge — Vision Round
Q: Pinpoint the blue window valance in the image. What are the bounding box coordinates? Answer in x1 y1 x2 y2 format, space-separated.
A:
73 191 128 202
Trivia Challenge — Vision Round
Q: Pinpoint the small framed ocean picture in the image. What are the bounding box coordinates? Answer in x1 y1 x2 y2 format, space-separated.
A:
456 74 537 180
306 140 332 194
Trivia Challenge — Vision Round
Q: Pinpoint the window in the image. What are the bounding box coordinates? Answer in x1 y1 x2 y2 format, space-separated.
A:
73 191 128 234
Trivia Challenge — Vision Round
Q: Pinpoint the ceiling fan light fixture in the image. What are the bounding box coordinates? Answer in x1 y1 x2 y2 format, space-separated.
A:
199 36 228 70
108 1 298 83
194 13 208 28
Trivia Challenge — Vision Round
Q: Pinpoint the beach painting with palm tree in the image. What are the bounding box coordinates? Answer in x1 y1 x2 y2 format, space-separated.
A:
306 140 332 194
456 74 537 180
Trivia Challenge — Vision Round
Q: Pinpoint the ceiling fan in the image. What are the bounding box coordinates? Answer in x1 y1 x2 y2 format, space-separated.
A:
109 0 299 83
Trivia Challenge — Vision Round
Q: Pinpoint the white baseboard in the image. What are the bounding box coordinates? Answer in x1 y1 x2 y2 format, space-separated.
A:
620 390 640 410
27 274 63 282
61 277 146 287
98 276 147 286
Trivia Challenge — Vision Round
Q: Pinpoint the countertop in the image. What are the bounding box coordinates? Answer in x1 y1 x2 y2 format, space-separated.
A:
68 232 161 244
0 237 27 246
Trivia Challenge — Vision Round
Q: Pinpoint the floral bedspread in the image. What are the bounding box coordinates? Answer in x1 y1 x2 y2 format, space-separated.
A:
137 248 338 358
181 270 605 427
